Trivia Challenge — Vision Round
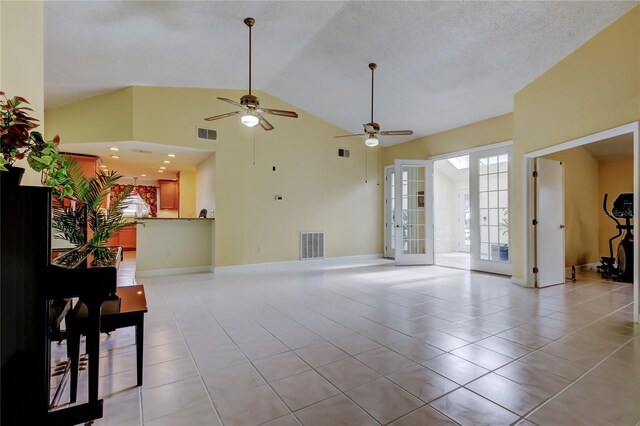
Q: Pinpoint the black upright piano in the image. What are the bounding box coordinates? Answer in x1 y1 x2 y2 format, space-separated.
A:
1 175 117 425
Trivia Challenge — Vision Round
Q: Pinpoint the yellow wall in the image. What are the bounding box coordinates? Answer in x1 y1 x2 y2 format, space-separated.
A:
45 87 134 143
0 1 43 186
383 113 513 165
46 86 381 266
599 157 634 258
543 147 600 267
178 169 196 218
512 5 640 281
382 5 639 284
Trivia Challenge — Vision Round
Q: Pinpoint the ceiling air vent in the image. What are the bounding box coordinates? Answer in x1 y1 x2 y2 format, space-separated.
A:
197 127 218 141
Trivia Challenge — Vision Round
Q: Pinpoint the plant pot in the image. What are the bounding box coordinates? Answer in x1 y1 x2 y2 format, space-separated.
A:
1 165 25 187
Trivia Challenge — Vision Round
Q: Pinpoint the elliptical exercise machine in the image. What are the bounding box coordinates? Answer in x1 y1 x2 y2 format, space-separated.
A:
597 193 634 282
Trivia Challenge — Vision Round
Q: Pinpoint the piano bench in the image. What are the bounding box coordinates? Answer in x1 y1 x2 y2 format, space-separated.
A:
67 285 148 403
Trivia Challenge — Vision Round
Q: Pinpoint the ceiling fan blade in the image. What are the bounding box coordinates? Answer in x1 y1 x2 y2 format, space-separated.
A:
380 130 414 136
204 110 241 121
257 114 274 131
334 133 367 138
217 97 243 108
261 108 299 118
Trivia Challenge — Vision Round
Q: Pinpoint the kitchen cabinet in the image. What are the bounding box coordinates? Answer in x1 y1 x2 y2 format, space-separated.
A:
107 225 136 250
159 180 179 210
62 153 99 177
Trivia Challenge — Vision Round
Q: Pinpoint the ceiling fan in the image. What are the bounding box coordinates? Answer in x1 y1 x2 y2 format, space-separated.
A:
335 63 413 147
204 17 298 131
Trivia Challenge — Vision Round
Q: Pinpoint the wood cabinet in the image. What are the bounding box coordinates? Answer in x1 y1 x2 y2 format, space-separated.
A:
107 225 136 251
159 180 179 210
118 226 137 250
61 153 99 177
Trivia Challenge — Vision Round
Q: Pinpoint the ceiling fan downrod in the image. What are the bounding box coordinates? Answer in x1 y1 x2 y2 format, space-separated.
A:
245 17 255 95
369 63 376 124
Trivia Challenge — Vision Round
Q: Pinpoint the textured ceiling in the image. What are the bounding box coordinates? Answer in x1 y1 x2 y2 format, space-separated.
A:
44 1 638 146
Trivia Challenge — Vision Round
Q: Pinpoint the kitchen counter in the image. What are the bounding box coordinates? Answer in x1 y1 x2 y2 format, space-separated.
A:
136 217 215 221
135 218 215 277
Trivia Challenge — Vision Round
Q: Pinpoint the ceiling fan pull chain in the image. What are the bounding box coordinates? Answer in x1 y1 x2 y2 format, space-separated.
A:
365 145 368 183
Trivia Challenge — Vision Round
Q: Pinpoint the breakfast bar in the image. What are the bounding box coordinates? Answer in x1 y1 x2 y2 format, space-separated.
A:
135 218 215 277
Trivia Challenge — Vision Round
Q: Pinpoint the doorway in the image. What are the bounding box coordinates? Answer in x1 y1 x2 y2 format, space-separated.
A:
524 122 639 322
433 156 470 269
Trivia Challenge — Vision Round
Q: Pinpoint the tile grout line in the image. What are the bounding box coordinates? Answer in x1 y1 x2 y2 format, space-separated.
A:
158 294 225 426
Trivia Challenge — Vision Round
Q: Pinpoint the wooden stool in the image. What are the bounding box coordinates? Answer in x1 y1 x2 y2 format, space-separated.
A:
68 285 148 403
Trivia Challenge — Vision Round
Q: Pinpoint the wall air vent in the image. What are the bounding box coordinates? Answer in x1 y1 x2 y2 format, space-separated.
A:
338 148 350 158
300 232 324 260
197 127 218 141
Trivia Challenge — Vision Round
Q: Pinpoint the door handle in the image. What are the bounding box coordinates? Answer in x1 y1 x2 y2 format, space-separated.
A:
560 225 565 229
395 225 400 228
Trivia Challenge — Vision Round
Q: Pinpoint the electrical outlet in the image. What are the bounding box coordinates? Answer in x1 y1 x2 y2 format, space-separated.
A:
258 246 264 254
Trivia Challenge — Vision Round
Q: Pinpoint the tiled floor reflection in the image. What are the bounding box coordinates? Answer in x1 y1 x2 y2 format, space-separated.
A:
65 259 637 425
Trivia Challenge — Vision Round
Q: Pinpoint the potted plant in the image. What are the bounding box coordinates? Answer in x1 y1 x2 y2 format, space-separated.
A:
1 91 72 194
52 165 134 254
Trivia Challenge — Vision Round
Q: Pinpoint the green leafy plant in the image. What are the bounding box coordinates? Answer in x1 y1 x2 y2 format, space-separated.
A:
1 91 72 194
52 164 134 247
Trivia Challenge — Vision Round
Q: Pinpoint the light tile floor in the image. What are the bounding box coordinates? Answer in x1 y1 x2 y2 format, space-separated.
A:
63 258 638 425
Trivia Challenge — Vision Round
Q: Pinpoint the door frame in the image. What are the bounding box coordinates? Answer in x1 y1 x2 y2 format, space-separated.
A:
523 121 639 323
429 141 513 272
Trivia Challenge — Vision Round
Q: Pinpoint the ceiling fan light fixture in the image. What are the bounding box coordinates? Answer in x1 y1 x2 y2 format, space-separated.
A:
241 113 260 128
365 136 379 147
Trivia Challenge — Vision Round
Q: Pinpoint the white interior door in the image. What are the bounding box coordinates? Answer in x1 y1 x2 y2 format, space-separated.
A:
384 166 395 259
535 158 565 287
470 147 512 275
394 160 434 265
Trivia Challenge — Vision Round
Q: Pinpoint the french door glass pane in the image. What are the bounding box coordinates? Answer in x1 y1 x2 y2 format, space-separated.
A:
401 165 426 255
390 172 395 251
478 154 509 262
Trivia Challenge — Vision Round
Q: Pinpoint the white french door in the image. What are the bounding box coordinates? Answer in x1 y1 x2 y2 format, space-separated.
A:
394 160 434 265
384 166 396 258
470 147 512 275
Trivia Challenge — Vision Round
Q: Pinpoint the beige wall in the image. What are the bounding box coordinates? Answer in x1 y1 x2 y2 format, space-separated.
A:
512 5 639 282
0 1 43 186
383 113 513 165
196 154 216 217
178 170 196 218
599 157 634 258
381 5 639 284
543 147 600 267
46 86 381 266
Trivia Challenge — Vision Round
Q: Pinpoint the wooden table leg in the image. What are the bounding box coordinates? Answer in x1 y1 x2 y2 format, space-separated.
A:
84 297 103 403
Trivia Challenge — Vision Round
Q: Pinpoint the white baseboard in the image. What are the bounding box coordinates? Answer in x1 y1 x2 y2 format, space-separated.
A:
510 277 531 287
216 253 386 271
565 263 600 275
136 265 214 278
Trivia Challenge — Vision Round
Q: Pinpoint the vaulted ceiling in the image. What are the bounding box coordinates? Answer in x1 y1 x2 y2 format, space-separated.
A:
44 1 638 146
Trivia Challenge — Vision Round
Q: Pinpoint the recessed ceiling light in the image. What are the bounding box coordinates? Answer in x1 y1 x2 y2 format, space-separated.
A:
141 174 147 177
110 155 120 159
160 166 166 170
109 147 119 151
163 160 170 164
167 153 176 158
158 170 164 173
